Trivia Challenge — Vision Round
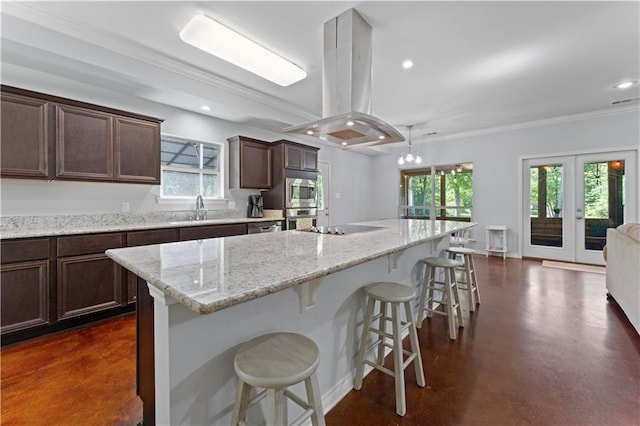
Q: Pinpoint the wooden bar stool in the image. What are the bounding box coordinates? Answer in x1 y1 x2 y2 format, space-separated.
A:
447 247 481 312
417 257 464 340
231 332 325 426
354 282 425 416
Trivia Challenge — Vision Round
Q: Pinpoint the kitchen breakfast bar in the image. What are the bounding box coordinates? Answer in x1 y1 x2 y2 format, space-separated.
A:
106 219 475 425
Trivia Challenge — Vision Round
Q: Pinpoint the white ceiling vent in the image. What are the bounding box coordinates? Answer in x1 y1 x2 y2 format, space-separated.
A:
611 97 640 106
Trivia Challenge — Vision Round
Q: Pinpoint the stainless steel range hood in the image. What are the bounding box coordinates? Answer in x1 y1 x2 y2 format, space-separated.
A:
284 9 404 148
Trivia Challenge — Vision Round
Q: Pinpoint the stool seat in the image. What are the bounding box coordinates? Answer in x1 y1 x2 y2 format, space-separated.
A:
234 333 319 388
366 282 416 303
231 332 325 426
420 257 459 268
446 247 475 255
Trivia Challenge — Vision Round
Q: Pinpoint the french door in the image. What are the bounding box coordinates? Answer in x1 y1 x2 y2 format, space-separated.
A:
522 150 637 265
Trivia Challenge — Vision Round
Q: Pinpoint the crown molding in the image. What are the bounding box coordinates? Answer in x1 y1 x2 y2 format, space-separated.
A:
413 104 640 145
1 2 319 123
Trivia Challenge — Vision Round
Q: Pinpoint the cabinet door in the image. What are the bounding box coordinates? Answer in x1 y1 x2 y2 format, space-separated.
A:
56 104 113 180
57 254 123 320
303 149 318 171
240 139 271 188
179 223 247 241
284 144 303 170
0 93 50 178
114 117 161 184
1 260 50 334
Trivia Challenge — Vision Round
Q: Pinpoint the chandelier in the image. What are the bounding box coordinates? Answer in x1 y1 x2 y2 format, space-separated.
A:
397 125 422 165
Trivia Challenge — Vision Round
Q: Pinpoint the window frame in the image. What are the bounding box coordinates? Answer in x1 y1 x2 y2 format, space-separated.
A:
159 134 224 201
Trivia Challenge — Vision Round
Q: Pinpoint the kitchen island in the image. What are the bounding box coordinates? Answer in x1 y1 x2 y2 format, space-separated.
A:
106 219 475 425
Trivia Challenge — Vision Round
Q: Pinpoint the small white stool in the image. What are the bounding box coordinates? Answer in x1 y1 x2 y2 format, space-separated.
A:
417 257 464 340
446 247 481 312
231 332 325 426
354 282 425 416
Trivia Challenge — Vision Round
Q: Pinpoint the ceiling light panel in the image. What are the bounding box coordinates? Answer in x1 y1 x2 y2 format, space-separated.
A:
180 14 307 87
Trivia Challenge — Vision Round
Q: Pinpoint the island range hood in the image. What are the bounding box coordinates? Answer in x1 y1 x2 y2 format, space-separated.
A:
284 9 404 148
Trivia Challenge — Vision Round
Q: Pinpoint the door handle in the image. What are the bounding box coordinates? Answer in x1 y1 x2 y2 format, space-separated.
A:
576 216 583 220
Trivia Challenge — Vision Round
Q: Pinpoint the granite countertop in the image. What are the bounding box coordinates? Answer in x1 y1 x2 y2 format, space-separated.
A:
106 219 476 315
0 211 283 240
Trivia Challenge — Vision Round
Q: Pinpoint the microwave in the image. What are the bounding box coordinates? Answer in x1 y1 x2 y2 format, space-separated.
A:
285 178 317 208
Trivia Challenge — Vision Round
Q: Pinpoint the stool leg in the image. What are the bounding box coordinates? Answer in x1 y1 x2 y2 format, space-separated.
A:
305 371 326 426
463 254 476 312
354 296 376 390
231 378 251 426
426 266 435 318
404 301 425 388
469 254 481 304
391 302 406 416
451 268 465 329
416 265 429 328
267 388 287 426
377 301 387 365
444 267 457 340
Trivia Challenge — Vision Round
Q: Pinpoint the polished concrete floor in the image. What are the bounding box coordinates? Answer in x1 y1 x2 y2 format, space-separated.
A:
1 256 638 425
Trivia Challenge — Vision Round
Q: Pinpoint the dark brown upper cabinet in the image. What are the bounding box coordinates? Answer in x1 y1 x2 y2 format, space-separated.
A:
279 140 319 171
0 92 52 179
56 104 114 180
228 136 272 189
114 116 160 183
0 85 162 184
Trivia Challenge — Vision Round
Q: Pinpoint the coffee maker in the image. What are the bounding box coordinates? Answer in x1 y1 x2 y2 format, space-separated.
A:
248 194 264 218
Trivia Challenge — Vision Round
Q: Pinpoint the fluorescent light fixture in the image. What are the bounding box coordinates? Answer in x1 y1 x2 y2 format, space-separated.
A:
180 14 307 87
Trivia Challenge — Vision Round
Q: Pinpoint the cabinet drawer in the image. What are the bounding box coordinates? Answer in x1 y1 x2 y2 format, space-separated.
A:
1 238 50 264
1 260 50 334
57 254 123 320
179 224 247 241
57 233 123 257
127 228 178 247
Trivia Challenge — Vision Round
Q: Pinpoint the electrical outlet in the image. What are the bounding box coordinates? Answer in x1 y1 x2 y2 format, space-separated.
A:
121 202 130 212
335 193 341 199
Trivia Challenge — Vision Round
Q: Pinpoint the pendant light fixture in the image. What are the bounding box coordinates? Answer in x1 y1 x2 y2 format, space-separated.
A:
397 125 422 165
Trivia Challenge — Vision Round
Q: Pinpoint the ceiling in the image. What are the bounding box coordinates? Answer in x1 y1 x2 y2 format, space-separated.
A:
1 1 638 148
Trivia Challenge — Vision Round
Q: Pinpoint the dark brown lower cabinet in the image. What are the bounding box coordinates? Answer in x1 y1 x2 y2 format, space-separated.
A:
0 260 50 334
137 276 155 426
57 253 124 320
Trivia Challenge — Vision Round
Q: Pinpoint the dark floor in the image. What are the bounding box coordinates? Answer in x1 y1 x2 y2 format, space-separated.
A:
1 256 638 425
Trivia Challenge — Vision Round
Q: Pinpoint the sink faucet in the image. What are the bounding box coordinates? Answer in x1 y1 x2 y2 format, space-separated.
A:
195 195 206 220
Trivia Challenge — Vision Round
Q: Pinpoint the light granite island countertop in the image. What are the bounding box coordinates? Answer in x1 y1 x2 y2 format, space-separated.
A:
106 219 476 315
106 218 476 426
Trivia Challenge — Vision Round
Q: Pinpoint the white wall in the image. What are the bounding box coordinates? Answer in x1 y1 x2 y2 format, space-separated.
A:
0 79 376 224
373 110 640 257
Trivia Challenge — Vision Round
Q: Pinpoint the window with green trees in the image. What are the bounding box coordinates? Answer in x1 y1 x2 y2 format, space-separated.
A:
400 164 473 220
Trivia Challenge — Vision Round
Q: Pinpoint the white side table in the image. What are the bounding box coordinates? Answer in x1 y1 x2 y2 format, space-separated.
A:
485 225 507 259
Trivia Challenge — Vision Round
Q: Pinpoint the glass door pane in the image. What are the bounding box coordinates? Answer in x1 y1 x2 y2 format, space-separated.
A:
582 160 625 251
529 164 564 247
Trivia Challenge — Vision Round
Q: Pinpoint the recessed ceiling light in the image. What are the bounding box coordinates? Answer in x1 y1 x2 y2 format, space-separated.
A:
180 14 307 87
341 142 348 146
306 130 314 135
346 120 354 126
402 59 414 69
201 105 210 111
614 80 638 89
378 135 385 140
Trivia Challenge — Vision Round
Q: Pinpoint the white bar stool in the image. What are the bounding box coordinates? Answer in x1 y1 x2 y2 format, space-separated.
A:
354 282 425 416
417 257 464 340
446 247 481 312
231 332 325 426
